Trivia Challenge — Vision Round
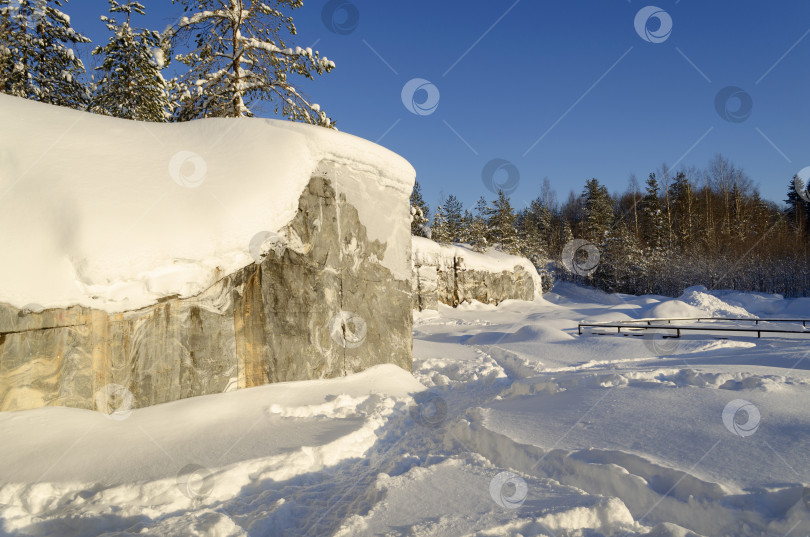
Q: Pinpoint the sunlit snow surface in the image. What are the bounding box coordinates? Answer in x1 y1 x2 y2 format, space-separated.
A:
0 94 415 312
1 283 809 536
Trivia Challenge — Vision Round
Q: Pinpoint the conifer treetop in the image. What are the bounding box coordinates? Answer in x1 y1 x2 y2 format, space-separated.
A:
168 0 335 125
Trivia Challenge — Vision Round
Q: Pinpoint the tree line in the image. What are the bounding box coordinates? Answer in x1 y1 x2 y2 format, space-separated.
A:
411 155 810 297
0 0 334 125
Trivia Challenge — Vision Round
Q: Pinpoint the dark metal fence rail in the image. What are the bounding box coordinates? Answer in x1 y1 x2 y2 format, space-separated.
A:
578 317 810 339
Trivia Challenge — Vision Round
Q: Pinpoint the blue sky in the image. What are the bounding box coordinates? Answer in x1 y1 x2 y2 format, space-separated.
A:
66 1 810 212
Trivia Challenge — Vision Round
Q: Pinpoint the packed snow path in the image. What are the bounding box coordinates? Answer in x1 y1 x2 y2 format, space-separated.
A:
1 283 809 536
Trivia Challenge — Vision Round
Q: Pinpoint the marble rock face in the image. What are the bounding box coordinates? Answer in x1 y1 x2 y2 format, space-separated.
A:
0 172 412 413
412 253 537 311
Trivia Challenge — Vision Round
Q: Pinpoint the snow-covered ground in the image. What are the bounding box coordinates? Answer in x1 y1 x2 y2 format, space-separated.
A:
2 283 809 536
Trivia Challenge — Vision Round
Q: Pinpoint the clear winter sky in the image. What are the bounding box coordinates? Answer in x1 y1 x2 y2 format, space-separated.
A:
66 0 810 212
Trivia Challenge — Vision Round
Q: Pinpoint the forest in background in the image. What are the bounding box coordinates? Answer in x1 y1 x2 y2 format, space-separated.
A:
411 154 810 297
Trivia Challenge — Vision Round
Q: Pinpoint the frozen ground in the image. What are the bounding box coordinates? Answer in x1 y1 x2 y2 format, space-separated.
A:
1 283 809 536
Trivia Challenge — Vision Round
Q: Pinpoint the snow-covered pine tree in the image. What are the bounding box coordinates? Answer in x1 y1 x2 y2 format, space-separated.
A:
91 0 170 121
0 0 90 109
485 190 522 254
443 194 464 243
668 171 695 249
431 203 450 244
169 0 335 124
410 180 430 237
785 176 810 236
430 203 452 244
518 198 551 265
518 198 553 291
641 173 665 250
555 221 574 278
458 209 474 244
581 178 613 242
594 219 644 294
640 172 670 289
468 197 489 252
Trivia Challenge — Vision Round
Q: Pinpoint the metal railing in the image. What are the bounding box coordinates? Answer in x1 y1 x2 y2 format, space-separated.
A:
578 317 810 339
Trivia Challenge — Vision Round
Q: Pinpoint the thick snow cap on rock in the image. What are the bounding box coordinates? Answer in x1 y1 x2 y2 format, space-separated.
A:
412 236 543 298
0 94 415 312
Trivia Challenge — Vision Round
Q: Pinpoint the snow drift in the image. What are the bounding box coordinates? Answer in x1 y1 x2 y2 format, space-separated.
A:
0 94 415 312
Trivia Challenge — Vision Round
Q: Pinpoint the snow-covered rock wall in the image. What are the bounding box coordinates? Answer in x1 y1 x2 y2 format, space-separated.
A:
411 237 541 310
0 95 415 412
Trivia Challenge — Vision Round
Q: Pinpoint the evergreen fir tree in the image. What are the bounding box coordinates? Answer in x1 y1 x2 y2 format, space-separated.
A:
641 173 665 250
431 203 450 244
169 0 335 124
468 197 489 252
785 176 810 235
518 198 551 266
409 180 430 237
594 219 644 293
581 178 613 242
560 220 574 248
485 190 521 254
0 0 90 109
90 0 170 121
443 194 464 243
458 209 474 244
555 220 575 280
518 198 553 291
669 171 694 248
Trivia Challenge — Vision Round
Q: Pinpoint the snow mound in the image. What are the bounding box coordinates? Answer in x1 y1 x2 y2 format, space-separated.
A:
646 299 706 319
545 281 627 305
783 297 810 317
676 286 754 318
713 290 786 317
0 95 415 312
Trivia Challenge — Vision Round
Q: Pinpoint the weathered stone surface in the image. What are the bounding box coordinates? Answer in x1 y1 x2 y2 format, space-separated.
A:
411 239 539 311
0 170 412 413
